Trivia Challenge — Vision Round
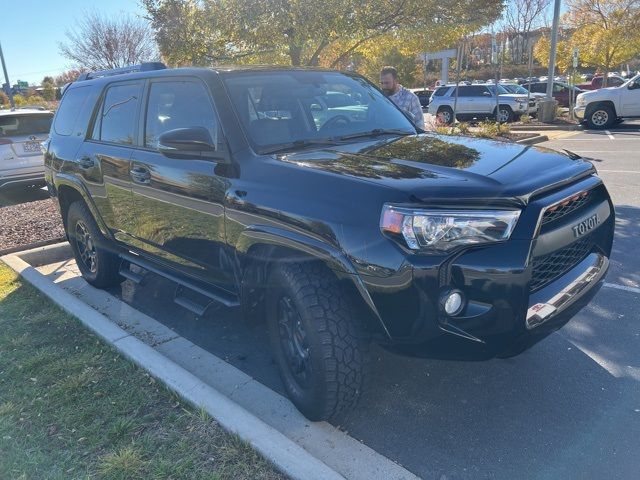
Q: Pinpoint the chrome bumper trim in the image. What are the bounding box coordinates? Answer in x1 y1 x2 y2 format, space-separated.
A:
526 253 608 329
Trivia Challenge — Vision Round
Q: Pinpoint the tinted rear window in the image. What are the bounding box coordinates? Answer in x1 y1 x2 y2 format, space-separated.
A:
54 86 90 136
433 86 450 96
0 113 53 137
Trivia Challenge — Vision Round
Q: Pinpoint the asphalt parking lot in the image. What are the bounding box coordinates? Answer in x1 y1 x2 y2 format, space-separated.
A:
15 123 640 479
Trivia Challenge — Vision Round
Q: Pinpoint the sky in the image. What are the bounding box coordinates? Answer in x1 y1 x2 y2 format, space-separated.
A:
0 0 147 86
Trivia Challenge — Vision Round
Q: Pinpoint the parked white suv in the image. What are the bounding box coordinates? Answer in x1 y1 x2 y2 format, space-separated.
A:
574 74 640 129
0 109 53 190
428 84 529 124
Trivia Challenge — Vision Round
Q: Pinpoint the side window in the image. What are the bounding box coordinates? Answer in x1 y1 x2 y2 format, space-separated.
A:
433 87 449 97
531 83 545 93
144 80 218 149
54 87 90 136
93 83 141 145
553 83 566 93
457 86 471 97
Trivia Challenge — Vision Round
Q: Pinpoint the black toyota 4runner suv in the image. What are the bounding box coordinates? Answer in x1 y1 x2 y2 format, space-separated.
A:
44 63 615 421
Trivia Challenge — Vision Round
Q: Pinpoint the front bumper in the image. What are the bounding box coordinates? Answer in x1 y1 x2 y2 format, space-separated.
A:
574 106 586 120
364 177 615 360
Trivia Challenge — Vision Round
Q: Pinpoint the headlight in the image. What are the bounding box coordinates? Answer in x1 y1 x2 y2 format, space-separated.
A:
515 97 528 103
576 95 586 107
381 205 521 252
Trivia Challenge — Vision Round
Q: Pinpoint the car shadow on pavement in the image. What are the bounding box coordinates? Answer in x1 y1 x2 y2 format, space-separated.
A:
102 201 639 480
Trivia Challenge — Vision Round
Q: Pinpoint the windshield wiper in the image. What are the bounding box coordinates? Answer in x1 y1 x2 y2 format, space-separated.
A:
260 138 342 155
339 129 414 141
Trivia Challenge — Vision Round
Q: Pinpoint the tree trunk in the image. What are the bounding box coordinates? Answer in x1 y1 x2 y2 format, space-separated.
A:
289 44 302 66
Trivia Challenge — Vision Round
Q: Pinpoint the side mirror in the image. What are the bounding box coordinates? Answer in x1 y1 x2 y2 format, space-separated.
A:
310 103 323 111
158 127 216 156
629 82 640 90
483 91 492 96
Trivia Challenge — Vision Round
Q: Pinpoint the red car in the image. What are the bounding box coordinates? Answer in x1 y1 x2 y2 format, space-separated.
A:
525 82 585 107
577 75 626 90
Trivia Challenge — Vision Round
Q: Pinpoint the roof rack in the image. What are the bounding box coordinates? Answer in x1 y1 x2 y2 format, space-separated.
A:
76 62 167 82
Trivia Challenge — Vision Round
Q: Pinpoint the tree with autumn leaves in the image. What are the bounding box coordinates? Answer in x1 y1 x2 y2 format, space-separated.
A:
142 0 503 74
535 0 640 85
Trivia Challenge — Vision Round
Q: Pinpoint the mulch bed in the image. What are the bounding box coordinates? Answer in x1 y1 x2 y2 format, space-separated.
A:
0 198 65 252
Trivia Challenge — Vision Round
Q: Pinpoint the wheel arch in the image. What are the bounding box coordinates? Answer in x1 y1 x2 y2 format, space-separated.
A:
55 174 111 238
586 100 617 118
235 225 391 340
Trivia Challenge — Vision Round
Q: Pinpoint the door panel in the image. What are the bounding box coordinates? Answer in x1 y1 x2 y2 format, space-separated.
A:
82 81 143 241
621 80 640 116
129 78 234 291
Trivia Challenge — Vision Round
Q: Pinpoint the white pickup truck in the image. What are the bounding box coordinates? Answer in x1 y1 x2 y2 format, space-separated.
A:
574 74 640 129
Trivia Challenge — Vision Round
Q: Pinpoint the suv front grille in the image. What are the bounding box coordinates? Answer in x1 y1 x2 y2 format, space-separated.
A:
541 190 591 226
530 235 594 292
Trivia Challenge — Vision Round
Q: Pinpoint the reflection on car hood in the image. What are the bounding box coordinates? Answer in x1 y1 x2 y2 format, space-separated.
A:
279 134 595 205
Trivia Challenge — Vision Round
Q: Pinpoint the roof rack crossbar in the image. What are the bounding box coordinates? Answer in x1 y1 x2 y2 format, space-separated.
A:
76 62 166 81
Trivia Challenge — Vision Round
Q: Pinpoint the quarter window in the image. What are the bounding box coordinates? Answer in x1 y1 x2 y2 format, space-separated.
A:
54 87 90 136
144 80 218 149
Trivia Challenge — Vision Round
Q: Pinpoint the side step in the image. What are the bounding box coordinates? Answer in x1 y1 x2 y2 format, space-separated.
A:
119 260 146 284
119 252 240 315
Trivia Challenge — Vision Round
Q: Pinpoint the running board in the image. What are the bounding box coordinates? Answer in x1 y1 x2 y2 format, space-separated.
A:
119 260 146 284
119 252 240 312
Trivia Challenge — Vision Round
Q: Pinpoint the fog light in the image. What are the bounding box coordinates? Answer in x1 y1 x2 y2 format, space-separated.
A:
442 290 465 316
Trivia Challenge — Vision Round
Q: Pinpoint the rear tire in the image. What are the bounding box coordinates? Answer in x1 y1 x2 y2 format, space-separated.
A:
586 104 615 129
266 261 369 421
66 201 122 288
437 106 454 125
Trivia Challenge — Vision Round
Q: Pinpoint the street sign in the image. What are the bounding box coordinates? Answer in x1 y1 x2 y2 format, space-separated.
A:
17 80 28 88
573 48 579 69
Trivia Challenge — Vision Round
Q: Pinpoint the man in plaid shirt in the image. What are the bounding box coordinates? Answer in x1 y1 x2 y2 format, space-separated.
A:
379 66 425 130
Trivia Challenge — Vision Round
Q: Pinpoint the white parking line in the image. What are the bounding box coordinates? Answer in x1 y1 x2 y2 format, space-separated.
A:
605 130 615 139
604 282 640 294
597 170 640 174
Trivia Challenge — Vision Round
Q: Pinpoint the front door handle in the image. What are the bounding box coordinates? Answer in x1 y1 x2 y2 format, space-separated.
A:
130 166 151 184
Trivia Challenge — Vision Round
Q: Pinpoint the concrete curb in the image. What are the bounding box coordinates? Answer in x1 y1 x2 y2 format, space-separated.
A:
0 236 67 257
510 124 581 131
516 134 549 145
1 250 344 480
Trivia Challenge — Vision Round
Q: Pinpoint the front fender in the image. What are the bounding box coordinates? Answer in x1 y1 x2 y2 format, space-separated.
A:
236 224 391 339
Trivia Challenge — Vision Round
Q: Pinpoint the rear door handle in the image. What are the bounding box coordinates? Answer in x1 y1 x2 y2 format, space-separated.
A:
130 166 151 184
78 156 95 169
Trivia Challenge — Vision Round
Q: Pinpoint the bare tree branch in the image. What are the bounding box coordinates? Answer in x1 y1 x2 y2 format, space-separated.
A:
58 11 159 71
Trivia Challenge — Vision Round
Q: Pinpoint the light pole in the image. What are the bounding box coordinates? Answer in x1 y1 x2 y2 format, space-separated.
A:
539 0 562 122
0 41 15 109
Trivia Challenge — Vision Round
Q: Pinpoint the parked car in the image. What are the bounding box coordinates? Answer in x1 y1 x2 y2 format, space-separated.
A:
524 81 585 107
428 83 529 123
45 63 615 421
577 75 626 91
408 88 434 108
0 108 53 190
574 73 640 128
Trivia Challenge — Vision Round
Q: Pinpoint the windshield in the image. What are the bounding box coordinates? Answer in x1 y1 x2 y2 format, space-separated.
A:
503 84 528 95
222 70 416 152
487 84 510 95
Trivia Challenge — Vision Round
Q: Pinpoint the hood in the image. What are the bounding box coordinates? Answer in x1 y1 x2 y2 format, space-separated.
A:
279 134 595 206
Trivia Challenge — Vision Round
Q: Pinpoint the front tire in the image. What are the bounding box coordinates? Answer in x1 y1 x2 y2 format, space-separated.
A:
66 201 122 288
586 104 615 129
266 261 369 421
496 105 513 123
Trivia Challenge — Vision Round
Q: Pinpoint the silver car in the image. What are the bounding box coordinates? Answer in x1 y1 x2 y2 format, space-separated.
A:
0 108 53 190
428 84 529 124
